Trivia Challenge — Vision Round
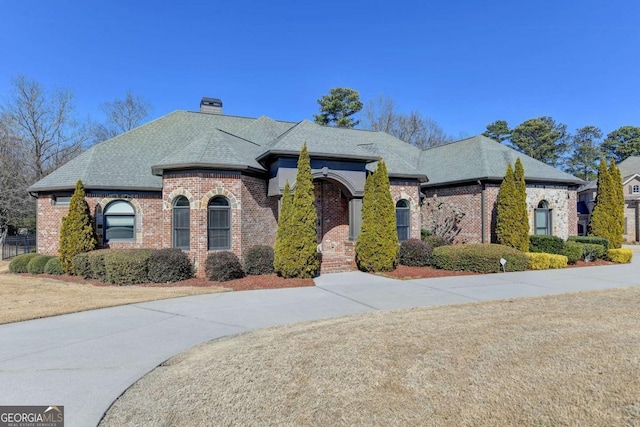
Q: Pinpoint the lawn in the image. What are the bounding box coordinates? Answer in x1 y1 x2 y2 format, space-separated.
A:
100 287 640 427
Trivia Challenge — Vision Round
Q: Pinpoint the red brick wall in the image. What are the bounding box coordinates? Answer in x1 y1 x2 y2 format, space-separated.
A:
390 180 422 241
421 184 484 243
315 180 349 253
241 175 278 251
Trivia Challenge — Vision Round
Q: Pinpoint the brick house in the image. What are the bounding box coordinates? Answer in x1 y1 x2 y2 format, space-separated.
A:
578 156 640 242
420 136 583 243
28 99 582 275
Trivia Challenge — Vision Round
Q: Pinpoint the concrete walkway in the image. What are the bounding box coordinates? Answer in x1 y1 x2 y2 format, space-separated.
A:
1 255 639 427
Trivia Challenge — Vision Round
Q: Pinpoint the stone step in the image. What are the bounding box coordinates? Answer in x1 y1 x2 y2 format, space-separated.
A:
319 253 356 274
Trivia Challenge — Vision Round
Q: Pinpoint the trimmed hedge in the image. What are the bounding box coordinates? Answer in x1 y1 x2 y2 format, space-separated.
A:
579 243 607 262
431 244 528 273
9 253 40 273
205 251 245 282
147 248 194 283
568 236 610 251
103 249 152 285
44 257 63 275
72 253 92 278
422 235 449 249
398 239 431 267
562 242 583 264
607 248 633 264
244 245 275 275
526 252 568 269
87 249 110 281
528 235 565 254
27 255 54 274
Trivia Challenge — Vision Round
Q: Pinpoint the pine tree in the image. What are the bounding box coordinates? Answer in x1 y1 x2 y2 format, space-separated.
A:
273 181 293 274
59 180 98 274
496 163 529 251
589 157 614 244
609 158 625 248
274 144 319 278
355 160 398 271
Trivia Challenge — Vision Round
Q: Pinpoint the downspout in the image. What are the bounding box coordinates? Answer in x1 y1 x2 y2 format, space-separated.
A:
478 180 485 243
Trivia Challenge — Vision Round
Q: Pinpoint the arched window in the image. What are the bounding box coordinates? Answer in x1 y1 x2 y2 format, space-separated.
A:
396 200 410 242
208 196 230 250
104 200 135 242
535 200 551 235
173 197 190 250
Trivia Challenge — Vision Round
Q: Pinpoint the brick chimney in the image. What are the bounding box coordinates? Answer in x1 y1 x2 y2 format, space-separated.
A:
200 97 223 114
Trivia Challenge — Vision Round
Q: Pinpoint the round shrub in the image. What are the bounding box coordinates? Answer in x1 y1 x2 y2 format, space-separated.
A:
44 257 63 275
9 253 40 273
431 244 528 273
205 251 245 282
147 248 194 283
87 249 110 281
423 234 449 249
244 245 275 275
72 253 92 278
398 239 431 267
27 255 54 274
103 249 152 285
528 235 565 254
562 242 583 264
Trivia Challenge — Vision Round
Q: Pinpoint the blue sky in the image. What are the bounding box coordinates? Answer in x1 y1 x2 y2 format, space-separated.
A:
2 0 639 138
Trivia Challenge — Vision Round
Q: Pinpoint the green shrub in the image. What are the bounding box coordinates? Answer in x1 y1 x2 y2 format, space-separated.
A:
568 236 609 251
562 242 583 264
9 253 39 273
147 249 194 283
580 243 607 262
528 235 565 254
87 249 110 281
607 248 633 263
59 180 98 274
244 245 275 275
548 254 568 269
206 251 245 282
422 234 449 249
104 249 152 285
72 253 92 278
27 255 53 274
43 257 63 275
398 239 431 267
431 244 528 273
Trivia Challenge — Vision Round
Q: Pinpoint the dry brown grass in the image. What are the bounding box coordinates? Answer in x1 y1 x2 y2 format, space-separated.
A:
0 261 226 324
101 287 640 427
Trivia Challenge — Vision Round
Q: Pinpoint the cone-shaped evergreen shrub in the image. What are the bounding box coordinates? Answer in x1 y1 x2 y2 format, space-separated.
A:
274 145 319 278
274 181 293 275
589 157 616 247
496 161 529 251
609 158 624 249
59 181 98 274
356 160 399 272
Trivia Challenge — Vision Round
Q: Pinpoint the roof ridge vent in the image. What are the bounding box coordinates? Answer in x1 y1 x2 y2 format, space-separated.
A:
200 97 223 115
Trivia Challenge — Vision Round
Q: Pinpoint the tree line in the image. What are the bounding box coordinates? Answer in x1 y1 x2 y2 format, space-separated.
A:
0 75 151 236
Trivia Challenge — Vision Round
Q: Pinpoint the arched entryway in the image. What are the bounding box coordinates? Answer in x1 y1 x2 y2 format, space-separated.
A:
313 178 351 253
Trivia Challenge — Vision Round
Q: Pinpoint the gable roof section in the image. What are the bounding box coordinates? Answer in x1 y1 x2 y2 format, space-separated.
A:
617 156 640 180
420 135 583 187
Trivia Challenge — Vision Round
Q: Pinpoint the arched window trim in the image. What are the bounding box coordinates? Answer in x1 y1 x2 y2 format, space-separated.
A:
396 199 410 242
104 200 135 242
208 196 231 250
173 196 190 250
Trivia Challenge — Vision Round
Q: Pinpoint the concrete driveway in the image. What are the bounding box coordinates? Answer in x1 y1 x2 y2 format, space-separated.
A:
1 255 639 426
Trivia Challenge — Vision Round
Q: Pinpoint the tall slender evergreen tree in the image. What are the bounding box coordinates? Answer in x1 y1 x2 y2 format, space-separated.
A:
274 144 319 278
59 180 98 274
355 160 398 271
273 181 293 274
609 158 625 248
589 157 614 244
496 163 529 251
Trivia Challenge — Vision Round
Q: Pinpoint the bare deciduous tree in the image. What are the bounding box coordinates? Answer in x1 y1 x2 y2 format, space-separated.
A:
362 95 453 149
91 90 151 143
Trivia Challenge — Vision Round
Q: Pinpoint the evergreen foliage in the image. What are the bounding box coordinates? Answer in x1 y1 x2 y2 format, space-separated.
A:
355 160 399 272
609 159 625 249
495 162 529 251
147 248 194 283
398 239 431 267
589 157 619 247
205 251 245 282
244 245 275 275
43 257 63 275
313 87 363 128
274 144 319 278
431 244 529 273
273 181 293 275
59 180 98 274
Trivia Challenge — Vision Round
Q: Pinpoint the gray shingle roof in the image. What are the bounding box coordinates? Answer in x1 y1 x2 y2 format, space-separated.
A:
617 156 640 180
420 135 583 187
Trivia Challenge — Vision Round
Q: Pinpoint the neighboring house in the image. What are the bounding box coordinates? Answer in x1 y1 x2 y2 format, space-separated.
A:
28 99 582 275
419 136 583 243
576 156 640 242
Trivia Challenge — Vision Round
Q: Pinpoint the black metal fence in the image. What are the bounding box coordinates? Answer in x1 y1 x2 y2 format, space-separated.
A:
1 235 37 260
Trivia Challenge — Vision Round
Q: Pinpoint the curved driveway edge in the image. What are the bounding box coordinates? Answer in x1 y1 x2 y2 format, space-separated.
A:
1 257 639 426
